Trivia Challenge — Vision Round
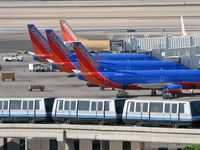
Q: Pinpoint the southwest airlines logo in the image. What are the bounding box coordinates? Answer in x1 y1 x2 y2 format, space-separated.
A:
30 26 50 52
77 43 100 69
48 31 73 57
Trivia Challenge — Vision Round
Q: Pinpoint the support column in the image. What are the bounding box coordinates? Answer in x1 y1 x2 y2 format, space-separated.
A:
79 140 92 150
0 138 4 150
100 141 109 150
28 138 49 150
62 140 75 150
110 141 122 150
7 138 20 150
131 142 144 150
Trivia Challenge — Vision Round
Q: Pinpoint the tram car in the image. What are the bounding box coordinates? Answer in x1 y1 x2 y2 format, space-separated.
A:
51 98 125 124
122 98 200 127
0 98 54 123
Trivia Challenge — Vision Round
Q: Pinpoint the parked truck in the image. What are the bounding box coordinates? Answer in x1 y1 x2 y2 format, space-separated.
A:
29 63 50 72
2 54 24 62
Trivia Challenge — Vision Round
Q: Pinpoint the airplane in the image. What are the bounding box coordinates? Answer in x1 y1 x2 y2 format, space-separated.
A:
60 20 110 51
28 24 158 66
74 41 200 98
45 29 188 74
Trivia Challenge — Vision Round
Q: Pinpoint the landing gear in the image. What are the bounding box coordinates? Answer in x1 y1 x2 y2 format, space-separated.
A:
116 90 129 98
151 90 157 96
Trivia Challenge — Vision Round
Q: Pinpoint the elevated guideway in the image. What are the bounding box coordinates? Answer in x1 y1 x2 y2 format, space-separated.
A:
0 124 199 144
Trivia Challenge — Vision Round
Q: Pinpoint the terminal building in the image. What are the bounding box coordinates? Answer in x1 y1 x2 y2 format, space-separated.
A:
110 35 200 69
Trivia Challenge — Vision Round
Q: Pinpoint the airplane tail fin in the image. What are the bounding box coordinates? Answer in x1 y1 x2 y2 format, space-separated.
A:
74 42 121 88
181 15 187 36
27 24 51 56
45 29 77 72
74 42 105 73
60 20 78 42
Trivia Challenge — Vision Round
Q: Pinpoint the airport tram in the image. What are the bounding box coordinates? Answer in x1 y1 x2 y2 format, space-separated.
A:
0 97 200 128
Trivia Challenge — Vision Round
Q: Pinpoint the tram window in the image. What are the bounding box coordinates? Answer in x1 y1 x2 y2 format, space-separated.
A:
29 101 34 110
130 102 135 112
91 102 96 111
78 101 90 111
3 101 8 110
150 102 163 113
172 104 177 113
105 101 110 111
23 101 28 110
10 100 21 110
98 102 103 111
143 103 148 112
58 101 63 110
0 101 2 109
136 103 141 112
64 101 69 110
71 101 76 110
35 100 40 110
164 103 170 113
179 103 184 113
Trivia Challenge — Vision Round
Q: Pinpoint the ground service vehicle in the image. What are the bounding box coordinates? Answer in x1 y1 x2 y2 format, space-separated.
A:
3 54 24 62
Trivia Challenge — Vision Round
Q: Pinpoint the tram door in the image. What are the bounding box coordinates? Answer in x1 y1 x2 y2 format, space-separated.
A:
163 102 171 121
170 102 178 121
141 102 149 120
69 101 77 118
28 100 35 117
22 100 28 116
56 100 66 117
0 101 2 117
91 101 97 119
135 102 142 119
125 101 133 119
96 101 104 119
2 101 9 117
